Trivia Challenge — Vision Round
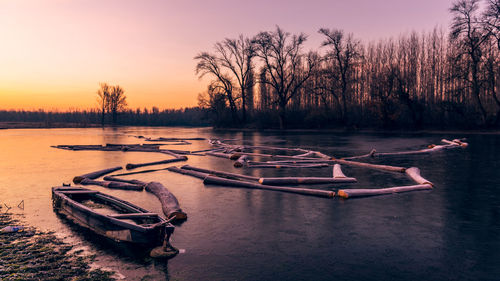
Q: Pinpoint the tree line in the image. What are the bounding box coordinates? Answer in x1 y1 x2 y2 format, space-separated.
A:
0 107 209 127
196 0 500 129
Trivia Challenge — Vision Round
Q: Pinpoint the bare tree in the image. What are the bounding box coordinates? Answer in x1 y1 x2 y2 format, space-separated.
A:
319 28 361 124
108 85 127 125
450 0 491 124
195 52 239 124
96 83 110 126
198 83 228 126
215 36 255 123
483 0 500 50
253 26 317 129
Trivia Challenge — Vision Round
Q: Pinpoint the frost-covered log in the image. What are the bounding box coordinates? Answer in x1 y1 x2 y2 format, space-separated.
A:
73 166 123 184
246 163 329 168
333 164 347 178
145 181 187 221
333 159 406 173
103 176 146 186
405 167 433 185
203 175 335 198
79 178 144 191
205 152 233 159
258 176 356 185
233 155 248 168
181 165 259 181
166 166 209 180
337 184 432 198
126 156 188 170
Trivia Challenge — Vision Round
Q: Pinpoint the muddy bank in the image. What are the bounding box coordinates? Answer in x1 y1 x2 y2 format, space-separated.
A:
0 212 115 281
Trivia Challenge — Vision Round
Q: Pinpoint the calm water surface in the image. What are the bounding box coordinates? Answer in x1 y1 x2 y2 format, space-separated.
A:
0 127 499 280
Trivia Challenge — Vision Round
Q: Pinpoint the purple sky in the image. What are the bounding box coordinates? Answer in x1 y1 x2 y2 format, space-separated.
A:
0 0 454 110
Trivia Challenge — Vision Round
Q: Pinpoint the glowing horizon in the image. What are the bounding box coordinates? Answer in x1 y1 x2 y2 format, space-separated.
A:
0 0 453 111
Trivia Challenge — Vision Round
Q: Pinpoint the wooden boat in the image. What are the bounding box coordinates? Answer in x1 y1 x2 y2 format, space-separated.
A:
52 186 175 246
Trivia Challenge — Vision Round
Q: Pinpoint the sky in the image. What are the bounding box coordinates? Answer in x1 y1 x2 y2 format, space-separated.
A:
0 0 454 111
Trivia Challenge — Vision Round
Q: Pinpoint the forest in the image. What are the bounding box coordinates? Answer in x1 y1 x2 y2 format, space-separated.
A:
196 0 500 129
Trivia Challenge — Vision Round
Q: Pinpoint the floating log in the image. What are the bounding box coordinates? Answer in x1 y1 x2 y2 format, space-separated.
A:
337 184 432 198
246 163 329 168
405 167 433 185
342 149 377 160
73 166 123 184
102 176 146 186
79 178 144 191
161 149 191 155
144 137 205 141
451 138 468 147
233 155 248 168
126 156 188 170
333 159 406 173
205 152 232 159
145 181 187 221
181 165 259 181
262 159 332 164
230 152 318 161
344 138 469 160
314 151 331 159
166 166 209 180
258 176 356 185
110 167 170 177
295 151 316 158
441 139 468 148
203 175 335 198
190 148 225 154
333 164 347 178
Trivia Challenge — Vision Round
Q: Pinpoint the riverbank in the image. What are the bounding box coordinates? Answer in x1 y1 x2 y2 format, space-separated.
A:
0 212 115 281
2 121 500 135
0 122 100 129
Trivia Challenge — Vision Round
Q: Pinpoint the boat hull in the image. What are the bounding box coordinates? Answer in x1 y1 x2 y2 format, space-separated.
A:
52 187 174 245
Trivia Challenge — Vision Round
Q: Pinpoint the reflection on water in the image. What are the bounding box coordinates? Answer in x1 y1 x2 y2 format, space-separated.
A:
1 127 499 280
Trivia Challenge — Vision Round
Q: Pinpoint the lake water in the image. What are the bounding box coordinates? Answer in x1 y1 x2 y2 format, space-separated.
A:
1 127 499 280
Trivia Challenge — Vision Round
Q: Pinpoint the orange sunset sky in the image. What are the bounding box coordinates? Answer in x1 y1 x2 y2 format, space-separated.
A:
0 0 453 111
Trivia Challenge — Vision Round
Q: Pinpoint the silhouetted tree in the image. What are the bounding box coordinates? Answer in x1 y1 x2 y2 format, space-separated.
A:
96 83 110 126
253 26 317 129
216 36 255 123
450 0 491 124
319 28 361 124
108 85 127 125
195 52 239 124
483 0 500 50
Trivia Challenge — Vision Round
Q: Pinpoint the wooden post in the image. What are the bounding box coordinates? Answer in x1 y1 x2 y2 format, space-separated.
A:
203 175 335 198
145 181 187 221
73 166 123 184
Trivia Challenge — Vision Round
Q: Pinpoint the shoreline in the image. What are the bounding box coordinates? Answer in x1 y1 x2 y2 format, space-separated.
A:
0 212 115 280
1 121 500 135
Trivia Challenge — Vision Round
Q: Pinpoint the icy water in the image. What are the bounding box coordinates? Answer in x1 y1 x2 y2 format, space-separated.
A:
0 127 499 281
